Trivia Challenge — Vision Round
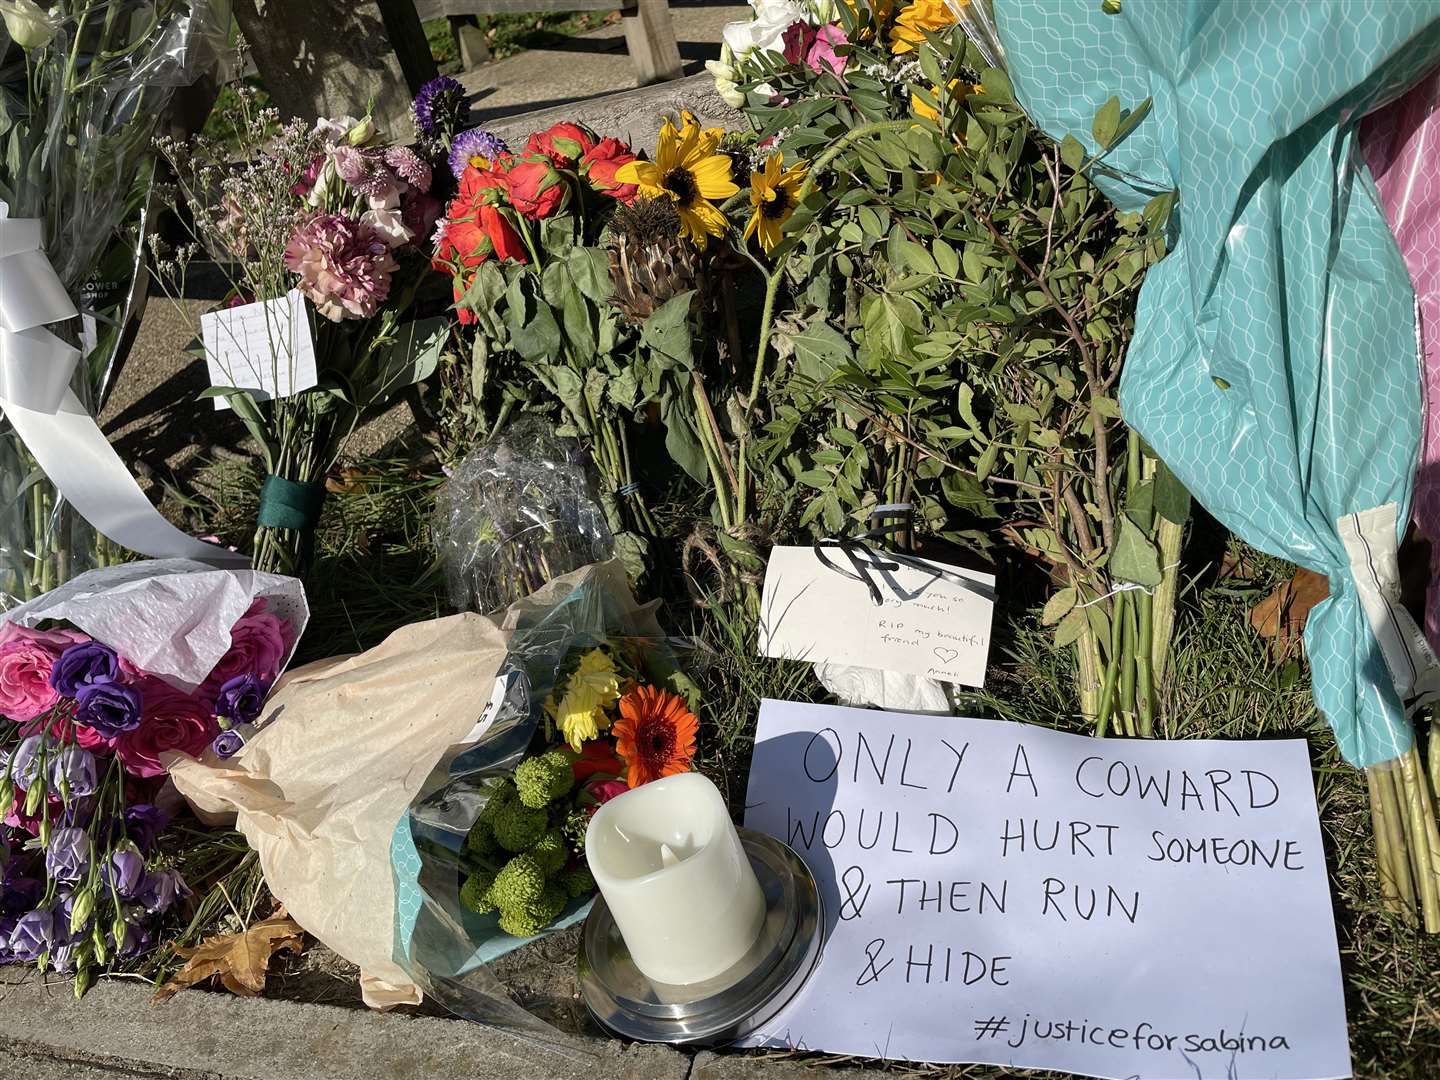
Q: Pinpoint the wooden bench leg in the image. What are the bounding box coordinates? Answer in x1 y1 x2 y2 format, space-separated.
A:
622 0 682 86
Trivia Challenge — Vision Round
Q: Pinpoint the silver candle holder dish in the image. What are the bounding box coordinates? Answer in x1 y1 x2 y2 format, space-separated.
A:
578 829 823 1045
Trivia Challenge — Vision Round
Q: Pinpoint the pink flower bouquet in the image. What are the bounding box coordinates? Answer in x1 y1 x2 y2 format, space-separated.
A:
0 561 306 992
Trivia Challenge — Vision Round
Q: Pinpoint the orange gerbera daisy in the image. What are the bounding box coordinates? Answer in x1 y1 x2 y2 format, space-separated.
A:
612 685 698 788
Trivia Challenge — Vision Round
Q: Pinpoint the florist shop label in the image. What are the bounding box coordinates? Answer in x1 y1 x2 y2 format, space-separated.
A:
758 545 995 687
743 701 1350 1080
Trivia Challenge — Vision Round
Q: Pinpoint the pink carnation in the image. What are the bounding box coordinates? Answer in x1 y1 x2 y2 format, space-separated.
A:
284 211 399 321
0 624 86 722
201 599 295 701
115 679 219 778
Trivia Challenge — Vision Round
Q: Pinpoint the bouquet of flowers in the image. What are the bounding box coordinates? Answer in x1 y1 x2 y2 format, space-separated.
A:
0 560 305 993
0 0 229 602
152 92 448 574
392 561 697 1028
456 644 700 937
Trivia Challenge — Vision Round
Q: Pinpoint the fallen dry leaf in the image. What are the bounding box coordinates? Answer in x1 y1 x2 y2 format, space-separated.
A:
153 910 305 1002
1250 568 1329 654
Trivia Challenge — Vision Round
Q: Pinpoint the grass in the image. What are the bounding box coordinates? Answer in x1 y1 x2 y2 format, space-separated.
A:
155 446 1440 1077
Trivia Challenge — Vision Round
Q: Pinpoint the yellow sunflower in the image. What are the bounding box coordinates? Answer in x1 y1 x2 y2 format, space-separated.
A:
615 113 739 248
911 79 983 123
890 0 959 54
744 154 808 254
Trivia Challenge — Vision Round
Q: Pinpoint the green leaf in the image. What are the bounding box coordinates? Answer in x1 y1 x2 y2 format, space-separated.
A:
975 439 1000 482
1110 516 1162 587
1042 586 1078 626
375 317 447 391
790 320 854 376
660 387 709 483
1154 458 1192 525
1092 96 1121 147
1054 607 1088 648
1060 134 1085 171
639 290 695 365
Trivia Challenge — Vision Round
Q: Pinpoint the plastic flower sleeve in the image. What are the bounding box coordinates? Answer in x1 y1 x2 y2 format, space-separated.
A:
433 422 614 615
994 0 1440 768
390 562 689 1036
0 0 232 607
1361 69 1440 655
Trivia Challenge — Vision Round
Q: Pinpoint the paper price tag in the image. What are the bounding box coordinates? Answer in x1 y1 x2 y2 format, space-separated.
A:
201 290 318 410
758 545 995 687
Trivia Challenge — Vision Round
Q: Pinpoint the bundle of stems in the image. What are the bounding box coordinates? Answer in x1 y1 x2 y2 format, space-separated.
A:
1367 739 1440 932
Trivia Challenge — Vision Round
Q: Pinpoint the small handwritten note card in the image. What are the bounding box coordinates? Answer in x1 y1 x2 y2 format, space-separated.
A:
200 290 318 411
743 701 1351 1079
758 545 995 687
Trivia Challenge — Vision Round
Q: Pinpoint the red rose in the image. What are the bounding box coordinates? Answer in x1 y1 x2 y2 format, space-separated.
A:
117 678 219 778
507 157 567 220
459 160 510 202
525 122 597 168
453 281 478 325
580 137 639 203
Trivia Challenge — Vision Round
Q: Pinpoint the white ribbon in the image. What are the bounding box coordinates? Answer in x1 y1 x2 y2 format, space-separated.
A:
0 208 248 567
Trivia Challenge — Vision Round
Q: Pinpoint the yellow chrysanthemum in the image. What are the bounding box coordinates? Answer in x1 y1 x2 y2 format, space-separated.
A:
546 649 622 751
911 79 983 123
840 0 895 40
614 112 739 249
744 154 808 254
890 0 958 54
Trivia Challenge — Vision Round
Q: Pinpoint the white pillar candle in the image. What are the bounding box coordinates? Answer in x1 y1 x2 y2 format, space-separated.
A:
586 771 766 986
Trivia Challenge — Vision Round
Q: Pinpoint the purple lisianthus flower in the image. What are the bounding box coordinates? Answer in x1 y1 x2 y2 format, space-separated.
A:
124 804 169 852
49 640 120 697
44 827 89 884
215 674 268 727
412 74 465 137
138 868 187 915
75 680 142 738
212 728 247 760
47 745 96 799
104 849 145 900
10 734 43 790
448 128 509 180
8 908 54 961
0 874 41 917
113 918 153 960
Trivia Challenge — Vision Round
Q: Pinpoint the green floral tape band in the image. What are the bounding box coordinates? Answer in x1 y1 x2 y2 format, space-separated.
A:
256 475 327 534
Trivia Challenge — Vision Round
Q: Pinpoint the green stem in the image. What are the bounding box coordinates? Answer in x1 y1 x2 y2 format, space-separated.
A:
1096 592 1126 738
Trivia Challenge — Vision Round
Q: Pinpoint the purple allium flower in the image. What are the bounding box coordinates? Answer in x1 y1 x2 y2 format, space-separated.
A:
47 745 96 799
212 728 247 760
44 827 90 884
215 674 268 727
138 869 187 915
75 680 142 738
104 849 145 900
448 128 509 180
284 212 399 322
124 804 169 852
49 641 120 697
413 75 465 137
10 734 43 790
384 146 432 192
8 908 54 962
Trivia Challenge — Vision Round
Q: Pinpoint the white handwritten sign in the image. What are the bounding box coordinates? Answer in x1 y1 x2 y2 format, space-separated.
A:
758 546 994 687
742 701 1350 1080
200 290 318 411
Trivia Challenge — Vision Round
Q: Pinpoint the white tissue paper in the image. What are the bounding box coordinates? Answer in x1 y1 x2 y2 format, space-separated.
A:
2 559 308 692
815 661 952 714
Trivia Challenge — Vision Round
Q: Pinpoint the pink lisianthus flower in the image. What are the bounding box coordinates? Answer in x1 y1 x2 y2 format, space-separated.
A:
284 211 399 321
782 21 847 77
807 23 848 78
200 599 295 701
115 679 219 778
73 724 115 755
0 624 86 722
